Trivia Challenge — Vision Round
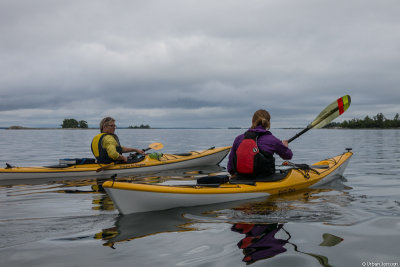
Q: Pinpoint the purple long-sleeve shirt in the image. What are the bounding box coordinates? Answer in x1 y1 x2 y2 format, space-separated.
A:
227 126 293 174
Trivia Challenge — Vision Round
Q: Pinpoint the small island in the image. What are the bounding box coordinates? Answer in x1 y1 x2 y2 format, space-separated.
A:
7 126 30 129
325 113 400 129
61 119 88 128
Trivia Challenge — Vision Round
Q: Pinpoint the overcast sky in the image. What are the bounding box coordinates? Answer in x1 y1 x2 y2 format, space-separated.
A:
0 0 399 128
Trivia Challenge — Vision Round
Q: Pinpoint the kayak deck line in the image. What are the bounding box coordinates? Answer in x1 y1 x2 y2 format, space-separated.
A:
103 150 353 214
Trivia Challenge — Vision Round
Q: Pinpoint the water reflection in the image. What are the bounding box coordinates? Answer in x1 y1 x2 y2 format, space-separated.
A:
214 188 351 225
232 223 343 266
95 209 194 248
95 207 344 266
1 167 350 266
92 194 115 211
94 187 347 267
232 223 288 264
94 196 267 248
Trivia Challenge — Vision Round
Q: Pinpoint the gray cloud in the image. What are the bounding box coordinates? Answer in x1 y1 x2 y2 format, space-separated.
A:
1 0 399 128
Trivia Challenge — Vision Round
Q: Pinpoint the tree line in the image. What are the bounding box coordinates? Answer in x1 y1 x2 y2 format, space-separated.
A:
128 124 150 129
61 119 88 128
61 119 151 129
325 113 400 129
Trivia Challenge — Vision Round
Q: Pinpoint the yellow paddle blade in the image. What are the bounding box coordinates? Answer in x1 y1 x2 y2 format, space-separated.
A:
311 95 351 129
288 95 351 143
148 142 163 150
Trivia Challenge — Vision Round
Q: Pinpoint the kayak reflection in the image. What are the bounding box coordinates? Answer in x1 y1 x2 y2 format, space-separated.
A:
94 198 261 248
95 209 195 248
232 223 343 266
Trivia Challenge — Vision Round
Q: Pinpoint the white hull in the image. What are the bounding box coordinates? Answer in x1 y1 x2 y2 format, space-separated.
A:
105 188 269 214
106 166 348 214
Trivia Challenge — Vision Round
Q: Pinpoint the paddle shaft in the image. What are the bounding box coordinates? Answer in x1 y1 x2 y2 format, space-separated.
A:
142 147 152 152
287 127 311 143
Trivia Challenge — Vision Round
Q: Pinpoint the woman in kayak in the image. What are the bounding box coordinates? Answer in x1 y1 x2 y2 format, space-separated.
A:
91 117 145 163
227 109 293 178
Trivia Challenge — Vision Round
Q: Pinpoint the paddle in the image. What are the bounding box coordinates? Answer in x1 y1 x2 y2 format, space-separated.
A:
96 142 164 172
287 95 351 143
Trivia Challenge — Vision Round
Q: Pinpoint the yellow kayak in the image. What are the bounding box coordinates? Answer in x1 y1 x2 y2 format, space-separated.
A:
103 150 353 215
0 146 230 181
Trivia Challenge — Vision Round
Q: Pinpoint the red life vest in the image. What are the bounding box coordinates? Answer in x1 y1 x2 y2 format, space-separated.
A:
234 131 275 177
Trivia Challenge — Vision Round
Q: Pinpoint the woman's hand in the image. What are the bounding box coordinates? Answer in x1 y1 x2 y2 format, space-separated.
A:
282 140 289 147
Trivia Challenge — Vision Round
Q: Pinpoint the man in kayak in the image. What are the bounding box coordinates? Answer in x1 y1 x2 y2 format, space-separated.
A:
227 109 293 178
91 117 145 163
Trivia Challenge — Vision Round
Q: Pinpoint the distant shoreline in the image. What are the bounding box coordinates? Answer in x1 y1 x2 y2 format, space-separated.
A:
2 127 270 130
2 127 398 130
3 127 95 130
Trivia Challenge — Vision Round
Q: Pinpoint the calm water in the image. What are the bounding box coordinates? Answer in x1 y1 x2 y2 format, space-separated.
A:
0 129 399 267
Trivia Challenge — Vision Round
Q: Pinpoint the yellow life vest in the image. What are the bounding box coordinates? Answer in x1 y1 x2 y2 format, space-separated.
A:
91 133 122 163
